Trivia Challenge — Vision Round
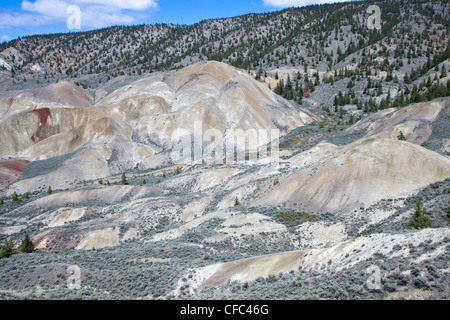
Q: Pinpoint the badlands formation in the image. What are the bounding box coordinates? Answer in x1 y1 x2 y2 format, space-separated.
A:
0 61 449 300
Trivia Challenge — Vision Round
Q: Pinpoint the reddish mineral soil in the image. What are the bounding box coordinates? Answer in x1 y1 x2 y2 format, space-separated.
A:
0 159 30 189
31 108 53 143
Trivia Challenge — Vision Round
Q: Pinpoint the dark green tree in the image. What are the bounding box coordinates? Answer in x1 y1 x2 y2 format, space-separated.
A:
20 233 34 253
0 239 17 259
407 200 433 229
121 174 128 185
440 65 447 78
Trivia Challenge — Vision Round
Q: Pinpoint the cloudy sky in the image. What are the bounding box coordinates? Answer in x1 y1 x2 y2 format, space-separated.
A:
0 0 352 42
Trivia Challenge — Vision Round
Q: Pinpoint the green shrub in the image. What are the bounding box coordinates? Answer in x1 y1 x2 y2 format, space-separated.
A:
357 229 373 237
276 211 319 227
397 131 407 141
12 192 21 203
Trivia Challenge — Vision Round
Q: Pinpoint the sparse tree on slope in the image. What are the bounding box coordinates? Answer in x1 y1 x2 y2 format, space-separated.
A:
0 239 17 259
407 200 433 229
20 233 34 254
121 174 129 185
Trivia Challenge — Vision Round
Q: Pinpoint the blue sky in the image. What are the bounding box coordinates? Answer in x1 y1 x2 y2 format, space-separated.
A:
0 0 351 42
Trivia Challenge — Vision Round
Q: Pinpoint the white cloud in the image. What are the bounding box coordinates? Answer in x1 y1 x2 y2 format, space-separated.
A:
1 35 11 42
0 12 51 28
22 0 69 17
76 0 158 11
262 0 352 8
78 6 137 29
0 0 159 29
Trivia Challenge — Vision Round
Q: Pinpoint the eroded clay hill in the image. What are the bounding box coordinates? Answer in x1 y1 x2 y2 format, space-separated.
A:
97 61 320 148
0 62 321 194
0 66 449 300
254 100 450 214
257 137 450 213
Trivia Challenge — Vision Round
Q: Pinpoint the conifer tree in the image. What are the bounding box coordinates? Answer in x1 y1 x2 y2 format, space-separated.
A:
0 239 16 259
121 174 128 185
20 234 34 254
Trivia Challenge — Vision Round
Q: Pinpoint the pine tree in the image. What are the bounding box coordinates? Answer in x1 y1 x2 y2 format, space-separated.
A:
121 173 128 185
407 200 433 229
47 186 52 195
377 82 383 96
0 239 16 259
441 65 447 78
20 234 34 253
410 84 422 103
404 73 410 84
